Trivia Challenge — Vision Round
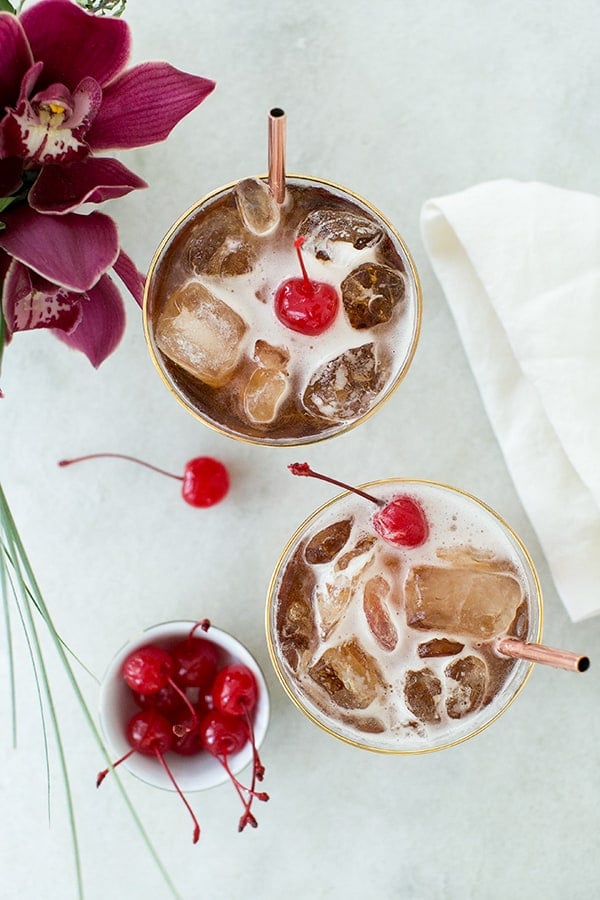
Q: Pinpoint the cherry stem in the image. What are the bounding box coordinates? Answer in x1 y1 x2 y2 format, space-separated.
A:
294 236 314 296
288 462 384 507
218 754 267 832
155 751 200 844
58 453 183 482
243 707 265 782
188 619 211 640
167 677 199 732
96 747 135 787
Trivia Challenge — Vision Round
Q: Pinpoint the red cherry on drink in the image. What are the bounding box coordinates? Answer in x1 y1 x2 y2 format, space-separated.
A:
274 236 339 336
371 495 429 547
96 709 201 843
289 462 430 548
58 452 229 508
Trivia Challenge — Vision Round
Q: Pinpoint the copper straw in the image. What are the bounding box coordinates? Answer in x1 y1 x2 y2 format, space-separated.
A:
268 107 286 204
496 638 590 672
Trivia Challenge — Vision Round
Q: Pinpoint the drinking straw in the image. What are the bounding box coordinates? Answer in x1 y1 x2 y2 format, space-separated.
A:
268 108 286 204
496 638 590 672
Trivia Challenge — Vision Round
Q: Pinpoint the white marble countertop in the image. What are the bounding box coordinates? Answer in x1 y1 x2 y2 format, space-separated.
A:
2 1 599 898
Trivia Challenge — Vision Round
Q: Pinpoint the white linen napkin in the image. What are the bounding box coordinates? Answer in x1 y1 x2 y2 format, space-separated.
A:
420 179 600 622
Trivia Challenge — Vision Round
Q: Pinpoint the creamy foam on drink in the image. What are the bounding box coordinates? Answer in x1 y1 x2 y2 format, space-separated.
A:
269 481 539 752
145 178 420 444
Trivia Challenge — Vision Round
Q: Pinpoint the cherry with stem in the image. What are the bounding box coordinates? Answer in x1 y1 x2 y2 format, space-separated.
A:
122 644 199 733
212 664 265 781
59 453 229 508
97 710 201 843
289 461 430 548
200 710 268 832
274 237 339 336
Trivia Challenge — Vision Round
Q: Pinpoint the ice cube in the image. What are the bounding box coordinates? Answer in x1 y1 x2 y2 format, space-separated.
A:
155 282 248 387
302 343 387 422
187 207 255 277
308 637 385 710
276 548 317 672
297 209 383 261
445 655 487 719
253 339 290 371
305 519 353 565
436 544 503 569
363 575 398 651
243 368 289 425
405 565 523 639
315 574 358 639
417 638 465 658
341 713 386 734
403 668 442 723
341 263 405 329
234 178 280 236
335 535 376 571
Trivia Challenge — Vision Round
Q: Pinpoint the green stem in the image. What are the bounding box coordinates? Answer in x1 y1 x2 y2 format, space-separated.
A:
0 305 5 394
0 483 180 898
2 512 84 897
0 543 17 747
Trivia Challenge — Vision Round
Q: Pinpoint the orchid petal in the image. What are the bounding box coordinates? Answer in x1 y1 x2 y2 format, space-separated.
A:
0 12 33 110
20 0 130 90
53 272 125 367
29 157 146 214
3 258 82 334
0 158 23 196
86 62 215 151
0 207 119 291
1 75 101 165
113 249 146 307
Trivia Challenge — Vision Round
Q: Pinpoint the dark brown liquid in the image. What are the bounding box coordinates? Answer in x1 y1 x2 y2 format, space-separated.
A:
146 179 415 443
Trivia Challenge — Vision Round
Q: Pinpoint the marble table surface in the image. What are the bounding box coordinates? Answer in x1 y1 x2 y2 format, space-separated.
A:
1 1 599 898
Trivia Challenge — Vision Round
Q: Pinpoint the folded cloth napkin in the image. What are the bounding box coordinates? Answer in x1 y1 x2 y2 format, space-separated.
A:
420 179 600 622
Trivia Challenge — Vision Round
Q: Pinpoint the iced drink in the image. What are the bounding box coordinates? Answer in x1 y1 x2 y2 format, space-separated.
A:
143 176 421 445
266 480 542 752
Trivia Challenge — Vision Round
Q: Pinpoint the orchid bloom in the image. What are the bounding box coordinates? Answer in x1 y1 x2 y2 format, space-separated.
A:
0 0 214 366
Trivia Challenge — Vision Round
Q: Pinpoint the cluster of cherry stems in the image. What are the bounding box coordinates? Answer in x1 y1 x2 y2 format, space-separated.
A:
98 621 266 843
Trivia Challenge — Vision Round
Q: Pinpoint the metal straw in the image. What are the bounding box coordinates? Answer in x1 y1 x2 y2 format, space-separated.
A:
496 638 590 672
268 107 286 204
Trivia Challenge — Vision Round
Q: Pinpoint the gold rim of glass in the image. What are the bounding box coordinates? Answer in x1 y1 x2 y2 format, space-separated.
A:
142 174 423 447
265 478 544 755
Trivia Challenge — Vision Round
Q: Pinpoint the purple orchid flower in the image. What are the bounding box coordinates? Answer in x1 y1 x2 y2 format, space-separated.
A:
0 0 215 367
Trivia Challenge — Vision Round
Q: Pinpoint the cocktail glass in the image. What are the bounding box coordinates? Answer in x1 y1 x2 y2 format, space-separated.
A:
266 478 544 754
143 114 421 446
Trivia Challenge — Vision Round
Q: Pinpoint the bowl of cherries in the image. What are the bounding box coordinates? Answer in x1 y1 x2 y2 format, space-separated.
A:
98 620 270 841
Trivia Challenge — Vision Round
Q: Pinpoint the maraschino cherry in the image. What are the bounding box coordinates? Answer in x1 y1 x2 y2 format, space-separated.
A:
212 665 264 777
289 462 429 548
96 709 201 843
122 644 199 730
274 236 339 335
172 621 220 690
59 452 229 508
200 709 268 831
99 620 268 838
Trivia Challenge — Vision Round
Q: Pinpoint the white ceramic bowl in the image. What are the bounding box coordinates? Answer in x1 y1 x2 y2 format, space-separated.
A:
99 621 270 792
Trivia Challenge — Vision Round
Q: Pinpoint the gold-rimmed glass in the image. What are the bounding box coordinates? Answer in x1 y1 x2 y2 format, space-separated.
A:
265 479 543 754
143 175 422 446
